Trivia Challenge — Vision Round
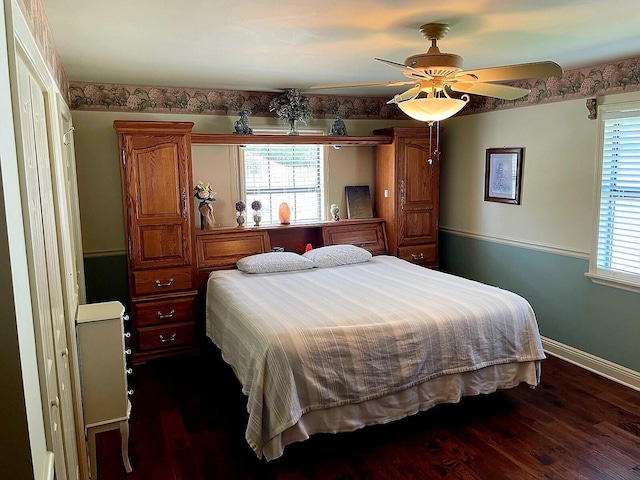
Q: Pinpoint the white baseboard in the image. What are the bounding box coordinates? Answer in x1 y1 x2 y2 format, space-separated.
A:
541 336 640 392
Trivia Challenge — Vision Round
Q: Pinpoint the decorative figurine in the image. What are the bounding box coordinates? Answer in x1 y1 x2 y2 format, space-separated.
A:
251 200 262 227
193 181 217 229
329 113 347 136
233 109 253 134
235 200 246 227
330 203 340 221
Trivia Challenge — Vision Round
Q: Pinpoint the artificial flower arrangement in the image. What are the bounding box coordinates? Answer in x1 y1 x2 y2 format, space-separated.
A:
269 88 312 134
193 181 217 202
251 200 262 213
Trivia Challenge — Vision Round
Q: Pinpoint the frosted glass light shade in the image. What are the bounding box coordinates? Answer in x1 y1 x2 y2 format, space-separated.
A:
398 97 468 123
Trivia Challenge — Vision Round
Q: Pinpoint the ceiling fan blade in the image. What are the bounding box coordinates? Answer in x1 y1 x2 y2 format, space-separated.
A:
454 61 562 83
449 82 531 100
386 85 421 104
309 79 416 90
374 58 432 79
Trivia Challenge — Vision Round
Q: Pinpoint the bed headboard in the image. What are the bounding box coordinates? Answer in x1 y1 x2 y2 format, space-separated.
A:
195 217 388 285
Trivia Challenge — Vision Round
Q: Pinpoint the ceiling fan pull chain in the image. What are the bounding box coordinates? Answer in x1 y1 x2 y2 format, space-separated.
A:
428 123 433 164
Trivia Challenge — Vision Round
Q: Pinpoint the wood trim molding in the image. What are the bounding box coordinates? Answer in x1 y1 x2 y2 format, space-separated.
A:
542 336 640 392
191 133 392 146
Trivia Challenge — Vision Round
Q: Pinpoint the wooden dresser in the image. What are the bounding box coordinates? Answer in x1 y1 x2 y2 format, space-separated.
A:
374 127 440 268
115 121 200 364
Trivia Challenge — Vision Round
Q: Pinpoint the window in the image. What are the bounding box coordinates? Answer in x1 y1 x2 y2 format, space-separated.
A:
588 103 640 292
239 130 325 225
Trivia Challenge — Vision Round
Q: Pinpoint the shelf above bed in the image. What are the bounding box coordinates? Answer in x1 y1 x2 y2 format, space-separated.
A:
191 133 392 146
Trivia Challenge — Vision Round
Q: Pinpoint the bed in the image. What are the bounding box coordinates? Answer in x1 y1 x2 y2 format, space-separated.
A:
205 247 545 460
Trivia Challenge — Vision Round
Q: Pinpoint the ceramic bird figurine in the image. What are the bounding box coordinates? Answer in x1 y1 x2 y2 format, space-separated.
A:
330 203 340 221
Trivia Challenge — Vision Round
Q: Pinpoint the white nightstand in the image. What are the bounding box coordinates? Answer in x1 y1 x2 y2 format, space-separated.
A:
77 301 133 479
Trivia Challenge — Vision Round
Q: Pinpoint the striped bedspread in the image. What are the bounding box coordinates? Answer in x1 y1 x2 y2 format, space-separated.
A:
205 255 545 458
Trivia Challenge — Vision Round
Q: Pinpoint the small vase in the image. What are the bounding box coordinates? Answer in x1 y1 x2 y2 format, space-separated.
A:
253 212 262 227
236 213 245 228
287 118 299 136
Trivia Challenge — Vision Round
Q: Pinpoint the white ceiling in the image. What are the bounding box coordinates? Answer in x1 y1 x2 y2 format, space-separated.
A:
42 0 640 98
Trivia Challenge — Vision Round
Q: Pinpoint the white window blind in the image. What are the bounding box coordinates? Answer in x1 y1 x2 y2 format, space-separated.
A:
241 141 324 225
593 109 640 284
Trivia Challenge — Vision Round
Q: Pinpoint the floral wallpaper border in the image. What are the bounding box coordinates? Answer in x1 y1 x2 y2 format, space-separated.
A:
16 0 69 97
68 84 403 120
68 55 640 120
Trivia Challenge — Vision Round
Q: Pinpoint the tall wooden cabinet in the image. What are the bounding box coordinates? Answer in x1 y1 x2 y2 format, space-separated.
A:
115 121 200 364
374 127 440 268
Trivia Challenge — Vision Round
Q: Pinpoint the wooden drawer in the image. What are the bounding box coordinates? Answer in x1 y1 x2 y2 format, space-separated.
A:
132 267 193 296
133 295 197 327
137 322 197 351
197 230 270 268
322 220 388 255
398 243 437 267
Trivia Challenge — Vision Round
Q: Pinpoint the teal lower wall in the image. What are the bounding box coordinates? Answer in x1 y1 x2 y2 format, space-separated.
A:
440 231 640 372
83 254 130 310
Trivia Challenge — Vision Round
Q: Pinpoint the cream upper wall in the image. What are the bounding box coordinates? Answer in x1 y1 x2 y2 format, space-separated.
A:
72 110 416 254
441 97 602 255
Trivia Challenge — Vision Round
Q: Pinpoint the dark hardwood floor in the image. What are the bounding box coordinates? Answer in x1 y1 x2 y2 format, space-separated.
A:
96 345 640 480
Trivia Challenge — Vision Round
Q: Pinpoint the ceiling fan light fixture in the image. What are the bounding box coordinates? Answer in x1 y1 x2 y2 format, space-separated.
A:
397 94 470 123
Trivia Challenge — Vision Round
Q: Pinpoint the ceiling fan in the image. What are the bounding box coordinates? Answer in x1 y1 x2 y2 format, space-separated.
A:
311 23 563 123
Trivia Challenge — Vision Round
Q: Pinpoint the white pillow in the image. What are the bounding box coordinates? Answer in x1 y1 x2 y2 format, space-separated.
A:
236 252 314 274
303 244 372 268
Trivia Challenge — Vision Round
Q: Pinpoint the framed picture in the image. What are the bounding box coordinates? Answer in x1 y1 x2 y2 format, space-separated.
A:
345 185 373 219
484 147 524 205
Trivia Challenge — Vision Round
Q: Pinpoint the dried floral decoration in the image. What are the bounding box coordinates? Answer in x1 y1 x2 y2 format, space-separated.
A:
269 88 313 124
194 181 216 202
251 200 262 212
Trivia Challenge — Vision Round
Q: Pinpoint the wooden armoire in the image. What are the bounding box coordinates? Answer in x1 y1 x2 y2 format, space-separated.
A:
373 127 440 268
115 121 200 364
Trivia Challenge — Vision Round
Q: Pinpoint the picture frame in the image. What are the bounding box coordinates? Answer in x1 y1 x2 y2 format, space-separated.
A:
484 147 524 205
345 185 373 219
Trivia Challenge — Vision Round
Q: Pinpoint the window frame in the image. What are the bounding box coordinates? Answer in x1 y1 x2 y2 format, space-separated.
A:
586 101 640 293
237 127 328 226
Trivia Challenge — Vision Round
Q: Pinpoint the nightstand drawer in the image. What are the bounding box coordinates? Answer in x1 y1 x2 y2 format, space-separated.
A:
133 295 197 327
132 267 193 296
138 322 197 351
398 243 437 267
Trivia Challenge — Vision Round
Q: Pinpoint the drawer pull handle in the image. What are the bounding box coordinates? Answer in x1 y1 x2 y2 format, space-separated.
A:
411 252 424 260
157 309 176 319
159 333 177 343
155 278 174 287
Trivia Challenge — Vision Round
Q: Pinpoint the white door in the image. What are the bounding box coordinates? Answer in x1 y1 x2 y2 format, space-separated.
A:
16 56 79 480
